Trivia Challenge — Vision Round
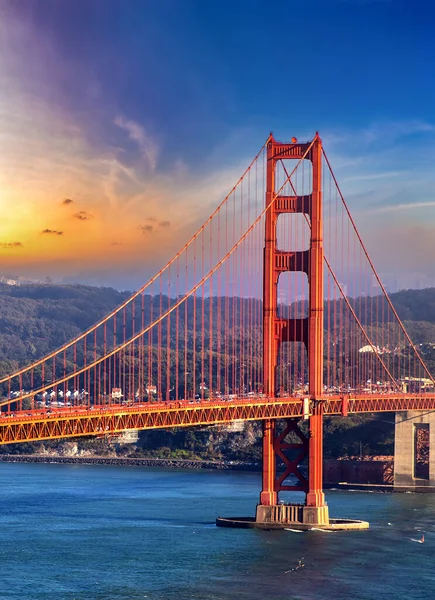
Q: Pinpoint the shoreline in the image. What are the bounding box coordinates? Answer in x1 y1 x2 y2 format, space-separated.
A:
2 455 434 493
0 453 260 471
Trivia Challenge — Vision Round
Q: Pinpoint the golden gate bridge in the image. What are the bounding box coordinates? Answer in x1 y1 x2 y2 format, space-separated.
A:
0 133 434 529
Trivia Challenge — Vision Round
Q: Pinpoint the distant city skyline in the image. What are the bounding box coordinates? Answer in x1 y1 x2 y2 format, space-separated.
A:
2 268 434 297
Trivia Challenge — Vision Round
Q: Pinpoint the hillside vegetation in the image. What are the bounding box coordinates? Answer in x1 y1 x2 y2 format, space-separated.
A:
0 282 433 459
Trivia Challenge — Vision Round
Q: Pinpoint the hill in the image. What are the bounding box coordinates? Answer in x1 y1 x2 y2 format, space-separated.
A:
1 282 434 378
0 282 433 460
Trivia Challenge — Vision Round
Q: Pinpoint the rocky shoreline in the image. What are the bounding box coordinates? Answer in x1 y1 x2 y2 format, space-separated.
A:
3 455 434 493
0 454 260 471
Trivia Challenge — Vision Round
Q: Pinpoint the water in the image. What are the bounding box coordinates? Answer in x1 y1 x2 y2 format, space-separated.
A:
0 463 434 600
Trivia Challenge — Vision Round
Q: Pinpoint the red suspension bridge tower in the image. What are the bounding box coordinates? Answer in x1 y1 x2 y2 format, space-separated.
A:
218 133 368 530
256 133 329 527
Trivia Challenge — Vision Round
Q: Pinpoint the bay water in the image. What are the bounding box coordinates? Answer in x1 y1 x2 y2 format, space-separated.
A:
0 462 433 600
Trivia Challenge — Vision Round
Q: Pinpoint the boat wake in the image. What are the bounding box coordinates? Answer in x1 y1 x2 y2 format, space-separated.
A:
285 558 305 573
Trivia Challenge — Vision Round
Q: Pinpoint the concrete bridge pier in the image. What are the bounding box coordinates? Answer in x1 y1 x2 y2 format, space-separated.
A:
394 411 435 487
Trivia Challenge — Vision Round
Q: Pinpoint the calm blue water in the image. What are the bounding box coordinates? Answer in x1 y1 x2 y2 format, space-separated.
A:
0 463 433 600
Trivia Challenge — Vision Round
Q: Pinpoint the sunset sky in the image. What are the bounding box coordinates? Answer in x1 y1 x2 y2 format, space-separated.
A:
1 0 435 290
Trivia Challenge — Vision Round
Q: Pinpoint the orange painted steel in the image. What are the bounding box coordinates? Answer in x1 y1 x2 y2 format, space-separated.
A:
1 394 435 445
260 133 278 505
306 134 326 509
274 419 309 493
260 135 312 505
260 133 326 509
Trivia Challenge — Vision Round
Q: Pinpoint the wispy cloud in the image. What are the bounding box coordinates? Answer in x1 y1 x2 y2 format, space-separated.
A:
365 201 435 215
0 5 258 286
323 120 435 160
42 229 63 236
138 224 154 235
342 170 409 183
114 116 158 171
138 218 171 235
323 120 435 203
322 120 435 278
0 242 23 248
73 211 93 221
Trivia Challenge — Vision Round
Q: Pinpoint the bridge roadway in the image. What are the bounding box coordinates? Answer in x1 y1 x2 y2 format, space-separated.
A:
1 394 435 444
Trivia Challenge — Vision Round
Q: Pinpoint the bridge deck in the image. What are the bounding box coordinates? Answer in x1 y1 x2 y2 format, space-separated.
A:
1 394 434 444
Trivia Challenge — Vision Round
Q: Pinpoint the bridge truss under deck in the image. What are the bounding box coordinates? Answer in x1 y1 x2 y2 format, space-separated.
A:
1 394 435 444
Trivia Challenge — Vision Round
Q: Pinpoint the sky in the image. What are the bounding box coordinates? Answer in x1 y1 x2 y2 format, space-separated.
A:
1 0 435 290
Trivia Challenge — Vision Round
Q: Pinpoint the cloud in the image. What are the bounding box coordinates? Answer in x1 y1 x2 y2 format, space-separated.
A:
342 170 408 183
319 120 435 281
42 229 63 236
322 120 435 207
73 211 93 221
137 219 170 234
0 70 243 283
114 116 158 171
0 8 250 288
364 201 435 215
138 224 154 235
0 241 23 248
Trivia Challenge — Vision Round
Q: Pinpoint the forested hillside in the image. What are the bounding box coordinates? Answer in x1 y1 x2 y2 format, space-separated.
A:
0 283 129 375
0 283 434 381
0 282 433 459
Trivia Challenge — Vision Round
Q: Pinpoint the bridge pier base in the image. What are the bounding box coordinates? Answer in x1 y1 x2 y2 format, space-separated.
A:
217 500 367 531
255 503 329 527
216 510 367 531
394 410 435 488
253 417 333 528
216 417 369 531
